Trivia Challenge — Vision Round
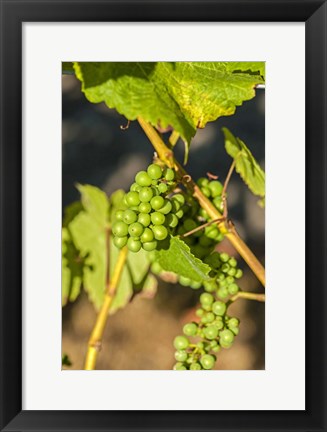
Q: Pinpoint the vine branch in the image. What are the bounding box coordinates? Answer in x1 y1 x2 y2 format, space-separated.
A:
230 291 266 302
138 117 265 287
84 246 128 370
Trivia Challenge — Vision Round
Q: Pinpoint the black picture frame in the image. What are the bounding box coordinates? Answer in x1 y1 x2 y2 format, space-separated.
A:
0 1 326 431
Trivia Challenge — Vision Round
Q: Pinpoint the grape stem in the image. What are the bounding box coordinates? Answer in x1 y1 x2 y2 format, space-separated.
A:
84 246 128 370
229 291 266 303
138 117 265 287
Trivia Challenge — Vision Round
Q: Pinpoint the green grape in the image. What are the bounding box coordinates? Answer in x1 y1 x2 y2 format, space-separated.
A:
139 202 152 213
212 345 221 353
151 179 159 186
203 280 217 293
221 263 230 273
115 210 124 221
112 221 129 237
147 163 162 180
195 308 204 317
190 280 202 290
128 222 144 237
123 209 138 225
217 286 229 299
209 180 223 197
199 208 209 220
216 273 225 282
140 227 154 243
175 350 188 362
138 213 151 227
197 177 209 188
229 326 239 336
204 325 219 340
190 362 202 370
213 196 223 211
173 335 189 350
135 171 152 187
235 269 243 279
200 354 216 370
158 200 172 214
173 194 185 205
197 341 204 350
183 218 197 232
150 196 165 210
166 213 179 228
210 340 218 349
158 182 168 194
219 329 234 347
200 293 214 307
205 226 220 240
227 267 236 276
139 187 154 203
165 168 175 181
113 236 128 249
229 257 237 267
213 319 224 330
220 252 229 262
218 279 227 288
142 241 157 251
179 276 191 286
125 191 141 207
127 238 141 253
226 276 235 284
175 209 184 219
151 212 166 226
199 235 213 247
152 225 168 240
151 261 162 274
228 283 239 295
201 186 211 197
183 322 198 336
130 182 140 192
204 312 215 323
228 318 239 328
173 362 187 370
212 301 226 316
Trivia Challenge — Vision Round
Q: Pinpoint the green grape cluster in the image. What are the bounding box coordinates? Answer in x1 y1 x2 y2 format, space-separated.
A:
173 293 240 370
112 163 186 252
197 177 224 214
203 251 243 299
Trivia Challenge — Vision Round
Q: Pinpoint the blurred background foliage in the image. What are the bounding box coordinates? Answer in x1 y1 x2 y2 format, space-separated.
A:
62 73 265 370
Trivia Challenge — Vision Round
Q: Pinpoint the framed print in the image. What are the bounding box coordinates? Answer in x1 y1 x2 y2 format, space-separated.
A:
0 0 326 431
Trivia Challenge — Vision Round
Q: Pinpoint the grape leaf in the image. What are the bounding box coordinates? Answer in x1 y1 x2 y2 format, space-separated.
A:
222 127 265 198
62 62 75 74
76 183 110 227
62 227 83 306
74 62 265 160
155 236 211 282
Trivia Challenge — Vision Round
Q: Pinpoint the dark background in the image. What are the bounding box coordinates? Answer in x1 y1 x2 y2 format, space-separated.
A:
62 72 265 370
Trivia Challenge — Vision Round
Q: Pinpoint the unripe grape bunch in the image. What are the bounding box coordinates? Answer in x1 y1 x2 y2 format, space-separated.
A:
112 163 186 253
173 292 240 370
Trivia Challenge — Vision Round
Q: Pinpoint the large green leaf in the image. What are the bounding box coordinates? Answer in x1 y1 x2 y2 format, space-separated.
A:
62 227 83 306
155 236 211 282
76 183 110 227
222 127 265 198
74 62 265 158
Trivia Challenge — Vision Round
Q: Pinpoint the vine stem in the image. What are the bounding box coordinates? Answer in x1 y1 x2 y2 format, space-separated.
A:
138 117 265 287
84 246 128 370
230 291 266 302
